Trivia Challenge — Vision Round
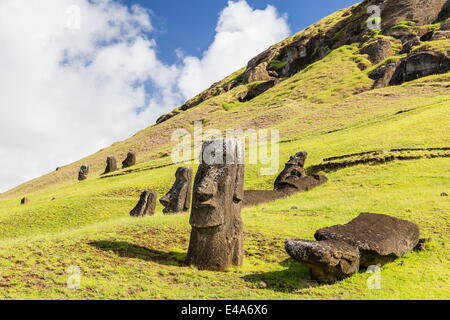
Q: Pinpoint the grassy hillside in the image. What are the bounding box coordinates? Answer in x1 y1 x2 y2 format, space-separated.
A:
0 3 449 299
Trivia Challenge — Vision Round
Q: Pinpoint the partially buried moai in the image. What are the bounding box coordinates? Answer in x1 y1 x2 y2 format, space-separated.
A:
103 156 118 174
122 152 136 169
78 165 89 181
130 190 157 217
274 151 327 193
186 138 245 271
160 167 192 214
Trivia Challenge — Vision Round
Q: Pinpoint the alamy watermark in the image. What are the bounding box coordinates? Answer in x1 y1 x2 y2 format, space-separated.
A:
66 5 81 30
366 265 381 289
171 121 280 175
67 265 81 290
367 5 382 30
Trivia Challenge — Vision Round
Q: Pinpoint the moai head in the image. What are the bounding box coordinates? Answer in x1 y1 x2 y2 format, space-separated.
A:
104 156 117 174
190 138 245 229
160 167 192 214
274 152 308 190
78 165 89 181
122 152 136 169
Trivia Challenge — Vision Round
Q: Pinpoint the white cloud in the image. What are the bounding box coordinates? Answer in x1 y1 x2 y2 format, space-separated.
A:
0 0 290 192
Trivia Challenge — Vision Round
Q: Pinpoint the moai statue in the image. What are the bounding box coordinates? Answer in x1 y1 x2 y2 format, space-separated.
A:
103 156 118 174
122 152 136 169
78 165 89 181
274 151 327 193
160 167 192 214
186 138 245 271
130 190 157 217
20 197 30 205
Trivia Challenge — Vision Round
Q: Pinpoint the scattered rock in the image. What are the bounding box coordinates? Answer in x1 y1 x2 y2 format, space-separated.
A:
20 197 30 205
130 190 157 217
399 36 421 54
259 281 268 289
285 239 360 284
441 20 450 31
414 238 432 251
78 165 89 181
441 192 448 197
103 156 118 174
122 152 136 169
315 213 420 267
160 167 192 214
360 38 393 64
186 139 245 271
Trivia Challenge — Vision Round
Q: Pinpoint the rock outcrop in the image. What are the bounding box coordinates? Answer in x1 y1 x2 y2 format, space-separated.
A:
186 139 245 271
130 190 157 217
360 38 393 64
122 152 136 169
286 213 421 284
78 165 89 181
160 167 192 214
103 156 118 175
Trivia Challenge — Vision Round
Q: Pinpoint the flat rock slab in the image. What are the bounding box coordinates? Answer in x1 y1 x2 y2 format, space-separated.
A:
315 213 420 267
285 239 360 284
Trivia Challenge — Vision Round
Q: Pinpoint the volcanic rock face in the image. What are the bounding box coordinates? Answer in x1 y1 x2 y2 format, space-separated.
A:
186 139 245 271
78 165 89 181
274 152 328 192
20 197 30 205
360 38 393 64
286 213 420 284
285 239 360 284
315 213 420 267
160 167 192 214
103 156 118 174
130 190 157 217
389 51 450 85
122 152 136 169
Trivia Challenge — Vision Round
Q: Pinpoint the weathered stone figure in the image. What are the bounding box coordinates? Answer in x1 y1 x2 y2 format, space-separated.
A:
130 190 157 217
122 152 136 169
103 156 118 174
186 138 245 271
274 151 327 193
160 167 192 214
78 165 89 181
20 197 30 205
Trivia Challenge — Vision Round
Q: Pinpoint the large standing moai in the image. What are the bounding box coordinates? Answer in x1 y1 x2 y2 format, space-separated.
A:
160 167 192 214
122 152 136 169
78 165 89 181
274 151 327 193
130 190 157 217
103 156 118 174
186 138 245 271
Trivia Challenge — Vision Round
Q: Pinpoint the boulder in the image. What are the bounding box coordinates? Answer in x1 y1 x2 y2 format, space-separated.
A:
130 190 157 217
389 51 450 85
78 165 89 181
315 213 420 267
441 20 450 31
360 38 393 64
20 197 30 205
103 156 117 174
399 36 421 54
285 239 360 284
122 152 136 169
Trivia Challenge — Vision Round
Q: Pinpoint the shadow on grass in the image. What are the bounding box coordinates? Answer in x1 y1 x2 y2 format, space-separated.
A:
89 240 186 266
242 258 320 292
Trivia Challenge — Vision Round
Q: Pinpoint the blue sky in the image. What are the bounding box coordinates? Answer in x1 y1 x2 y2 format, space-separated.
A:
124 0 360 64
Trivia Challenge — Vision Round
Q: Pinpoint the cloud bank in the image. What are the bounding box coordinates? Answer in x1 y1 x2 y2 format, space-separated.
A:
0 0 290 192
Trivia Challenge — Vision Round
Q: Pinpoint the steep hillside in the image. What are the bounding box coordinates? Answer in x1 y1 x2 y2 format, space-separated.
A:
0 0 448 299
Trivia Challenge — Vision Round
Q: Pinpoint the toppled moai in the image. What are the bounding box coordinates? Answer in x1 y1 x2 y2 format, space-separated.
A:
20 197 30 205
78 165 89 181
186 138 245 271
130 190 157 217
122 152 136 169
285 213 421 284
160 167 192 214
103 156 118 174
274 151 327 193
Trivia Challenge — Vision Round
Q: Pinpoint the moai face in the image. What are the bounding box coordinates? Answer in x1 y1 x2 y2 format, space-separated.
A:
274 152 308 190
78 165 89 181
190 139 245 229
160 166 192 213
